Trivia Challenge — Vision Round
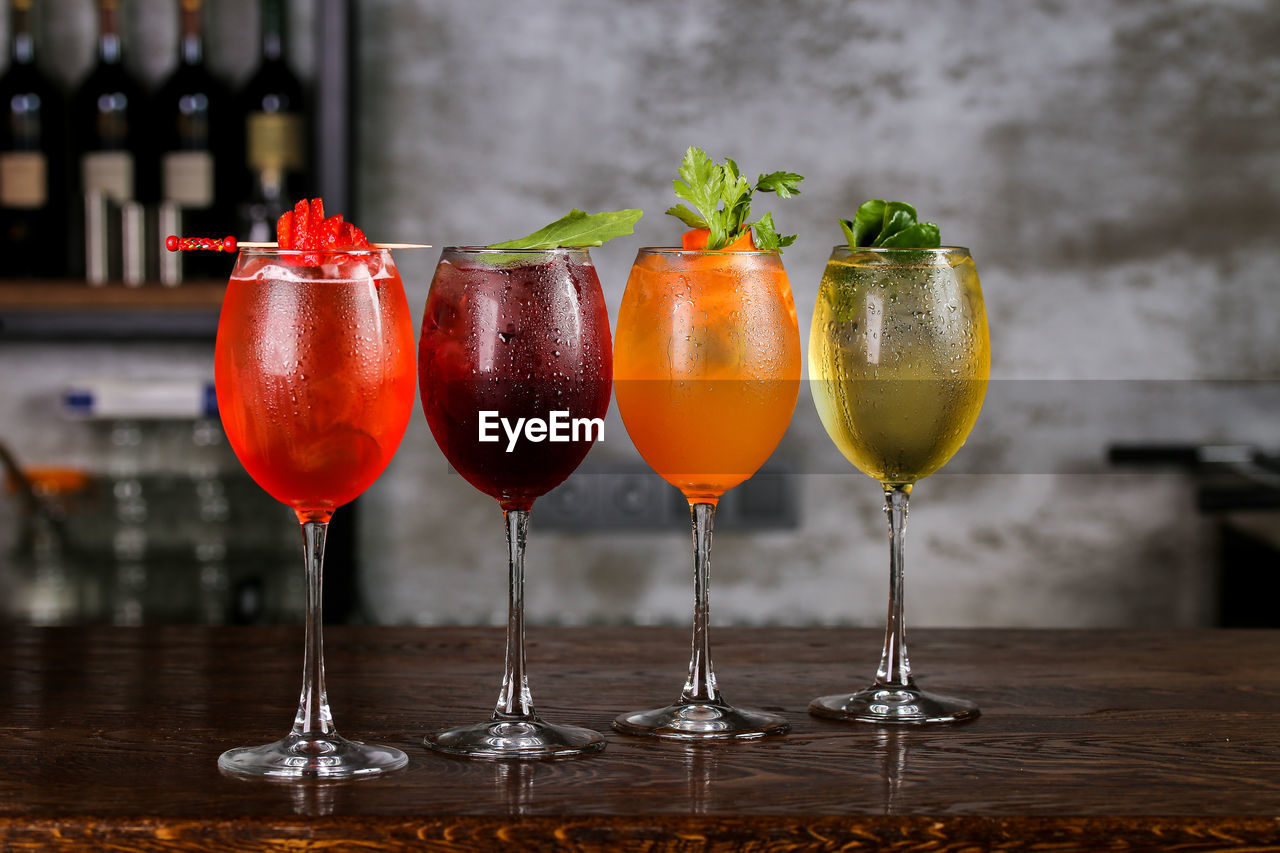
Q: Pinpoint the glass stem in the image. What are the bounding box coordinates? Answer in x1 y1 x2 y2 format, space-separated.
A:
680 502 722 705
875 487 914 689
292 516 336 738
495 509 535 720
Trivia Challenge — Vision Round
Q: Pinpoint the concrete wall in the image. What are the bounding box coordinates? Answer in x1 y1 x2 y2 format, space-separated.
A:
4 0 1277 628
352 0 1279 628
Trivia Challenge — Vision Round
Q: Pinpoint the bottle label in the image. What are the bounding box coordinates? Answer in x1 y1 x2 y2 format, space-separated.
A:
247 112 303 172
0 152 47 208
163 150 214 207
82 151 134 201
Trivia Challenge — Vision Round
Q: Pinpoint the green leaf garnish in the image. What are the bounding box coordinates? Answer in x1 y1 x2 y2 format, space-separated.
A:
839 199 941 249
878 222 941 248
665 146 803 251
752 213 797 252
666 204 707 229
755 171 804 199
487 208 644 250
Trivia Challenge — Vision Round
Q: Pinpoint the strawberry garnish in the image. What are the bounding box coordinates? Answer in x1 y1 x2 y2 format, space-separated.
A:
276 209 293 249
275 198 373 263
342 221 372 249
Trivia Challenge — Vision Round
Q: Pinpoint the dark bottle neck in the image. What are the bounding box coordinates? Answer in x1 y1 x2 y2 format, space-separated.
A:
10 2 34 65
261 0 286 62
98 1 123 65
179 1 204 66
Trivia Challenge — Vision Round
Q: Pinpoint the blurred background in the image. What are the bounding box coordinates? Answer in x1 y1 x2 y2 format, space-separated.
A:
0 0 1277 628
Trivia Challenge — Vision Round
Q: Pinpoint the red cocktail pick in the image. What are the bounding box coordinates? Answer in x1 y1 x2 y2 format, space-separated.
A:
165 235 238 253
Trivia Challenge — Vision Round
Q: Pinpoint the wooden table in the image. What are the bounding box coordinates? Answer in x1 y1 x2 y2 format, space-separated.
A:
2 626 1279 851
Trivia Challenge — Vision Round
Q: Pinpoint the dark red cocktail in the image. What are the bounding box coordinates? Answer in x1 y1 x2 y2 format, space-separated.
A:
419 248 612 510
417 246 613 759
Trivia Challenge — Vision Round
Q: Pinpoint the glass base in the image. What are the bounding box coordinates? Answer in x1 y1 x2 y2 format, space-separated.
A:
612 700 791 741
424 717 606 760
217 732 409 779
809 685 979 725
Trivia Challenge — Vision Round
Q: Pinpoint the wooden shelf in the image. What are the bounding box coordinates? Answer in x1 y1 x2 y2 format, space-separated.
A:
0 279 225 340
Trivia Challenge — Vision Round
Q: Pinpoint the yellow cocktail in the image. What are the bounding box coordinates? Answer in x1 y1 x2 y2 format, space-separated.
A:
809 245 990 724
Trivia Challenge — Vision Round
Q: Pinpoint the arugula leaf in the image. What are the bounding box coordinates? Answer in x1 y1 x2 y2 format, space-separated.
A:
487 208 644 250
841 199 941 249
666 146 803 251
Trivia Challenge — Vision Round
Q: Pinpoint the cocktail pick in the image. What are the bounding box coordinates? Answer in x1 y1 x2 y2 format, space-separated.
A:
164 236 431 252
165 235 238 253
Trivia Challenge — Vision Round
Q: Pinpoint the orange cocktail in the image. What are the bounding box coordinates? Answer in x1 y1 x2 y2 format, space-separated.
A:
614 249 800 504
612 244 800 742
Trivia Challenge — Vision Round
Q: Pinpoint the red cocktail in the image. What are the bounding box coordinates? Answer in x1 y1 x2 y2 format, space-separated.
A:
214 246 416 778
218 254 416 511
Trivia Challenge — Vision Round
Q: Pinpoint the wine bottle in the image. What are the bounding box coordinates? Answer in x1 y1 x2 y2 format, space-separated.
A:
73 0 148 278
0 0 67 277
239 0 308 242
154 0 234 279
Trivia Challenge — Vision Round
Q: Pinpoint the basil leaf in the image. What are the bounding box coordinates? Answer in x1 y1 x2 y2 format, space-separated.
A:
877 222 941 248
842 199 941 249
850 199 886 247
488 208 644 250
838 218 858 248
872 201 918 246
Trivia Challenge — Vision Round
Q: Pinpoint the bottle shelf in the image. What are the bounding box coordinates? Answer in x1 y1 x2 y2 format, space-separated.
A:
0 279 225 340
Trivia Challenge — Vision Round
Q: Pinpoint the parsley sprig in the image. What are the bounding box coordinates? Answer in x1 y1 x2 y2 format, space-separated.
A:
665 147 803 251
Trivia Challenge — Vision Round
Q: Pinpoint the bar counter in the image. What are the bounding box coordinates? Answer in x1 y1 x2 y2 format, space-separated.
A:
2 626 1279 851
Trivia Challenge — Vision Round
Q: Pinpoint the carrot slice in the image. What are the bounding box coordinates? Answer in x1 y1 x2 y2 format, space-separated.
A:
724 229 756 251
682 228 710 250
681 227 756 250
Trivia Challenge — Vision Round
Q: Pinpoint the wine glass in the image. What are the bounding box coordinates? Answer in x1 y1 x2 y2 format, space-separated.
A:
808 246 989 723
214 248 417 777
612 247 801 739
418 247 612 759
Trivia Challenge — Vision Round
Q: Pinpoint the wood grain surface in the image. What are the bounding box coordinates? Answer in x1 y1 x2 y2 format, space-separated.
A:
1 626 1279 851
